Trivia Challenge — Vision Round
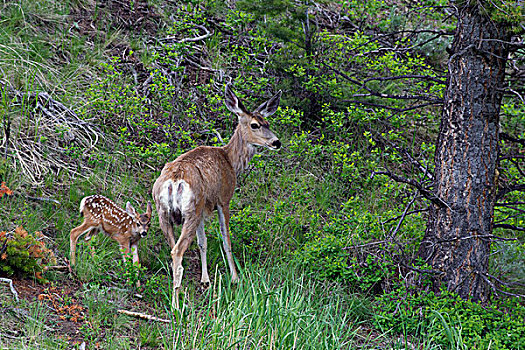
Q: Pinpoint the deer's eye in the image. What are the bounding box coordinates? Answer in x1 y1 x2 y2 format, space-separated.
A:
250 123 260 130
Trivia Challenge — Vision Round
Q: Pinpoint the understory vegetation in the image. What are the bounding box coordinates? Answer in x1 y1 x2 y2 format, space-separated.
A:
0 0 523 349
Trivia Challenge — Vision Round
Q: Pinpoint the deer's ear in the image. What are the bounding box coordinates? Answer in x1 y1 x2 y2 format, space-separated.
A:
146 201 153 218
255 90 282 117
224 83 248 117
126 202 137 216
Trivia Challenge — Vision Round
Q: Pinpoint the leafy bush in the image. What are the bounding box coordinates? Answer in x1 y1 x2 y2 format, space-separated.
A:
374 285 525 349
0 226 56 281
230 203 304 260
116 253 147 289
293 230 392 293
291 198 398 293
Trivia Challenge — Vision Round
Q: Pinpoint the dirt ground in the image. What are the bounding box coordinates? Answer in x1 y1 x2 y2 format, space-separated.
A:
0 247 205 348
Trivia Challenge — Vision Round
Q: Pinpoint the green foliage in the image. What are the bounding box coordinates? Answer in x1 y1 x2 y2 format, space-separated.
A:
475 0 525 26
291 200 393 292
0 227 56 281
229 206 265 259
237 0 312 51
116 253 147 289
374 285 525 350
84 57 173 167
142 272 170 304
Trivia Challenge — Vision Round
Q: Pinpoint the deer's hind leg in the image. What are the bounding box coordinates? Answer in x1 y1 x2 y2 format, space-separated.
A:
69 222 96 266
158 206 177 249
170 212 201 310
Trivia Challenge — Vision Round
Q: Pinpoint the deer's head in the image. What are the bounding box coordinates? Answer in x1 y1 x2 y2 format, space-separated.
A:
224 83 282 150
126 201 153 238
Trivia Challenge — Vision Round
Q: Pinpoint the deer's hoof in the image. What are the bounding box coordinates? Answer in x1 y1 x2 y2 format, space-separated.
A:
200 281 210 290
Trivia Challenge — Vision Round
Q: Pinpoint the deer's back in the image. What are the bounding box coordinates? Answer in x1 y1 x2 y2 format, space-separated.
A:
81 195 134 239
155 146 236 214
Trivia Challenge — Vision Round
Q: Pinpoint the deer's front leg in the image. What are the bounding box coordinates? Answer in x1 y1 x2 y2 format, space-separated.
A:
217 205 239 283
131 242 141 288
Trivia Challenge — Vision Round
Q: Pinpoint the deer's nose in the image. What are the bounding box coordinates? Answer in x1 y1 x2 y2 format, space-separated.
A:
272 139 281 149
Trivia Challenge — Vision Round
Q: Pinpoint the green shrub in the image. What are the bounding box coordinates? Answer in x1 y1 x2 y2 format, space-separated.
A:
374 285 525 349
0 226 56 281
115 253 147 289
292 198 397 293
293 230 392 293
230 206 265 259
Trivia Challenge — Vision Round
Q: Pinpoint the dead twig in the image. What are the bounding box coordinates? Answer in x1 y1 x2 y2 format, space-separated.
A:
0 277 19 302
118 309 171 323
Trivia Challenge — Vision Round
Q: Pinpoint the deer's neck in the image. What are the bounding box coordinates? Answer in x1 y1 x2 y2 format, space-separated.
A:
223 124 256 176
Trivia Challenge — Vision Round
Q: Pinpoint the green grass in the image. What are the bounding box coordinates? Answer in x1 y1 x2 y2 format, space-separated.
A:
132 262 368 349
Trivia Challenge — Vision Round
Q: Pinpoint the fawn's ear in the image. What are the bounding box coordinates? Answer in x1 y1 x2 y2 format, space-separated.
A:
126 202 137 216
224 83 248 118
254 90 282 117
146 201 153 219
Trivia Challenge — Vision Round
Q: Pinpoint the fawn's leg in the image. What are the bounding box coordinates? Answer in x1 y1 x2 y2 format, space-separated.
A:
69 222 95 266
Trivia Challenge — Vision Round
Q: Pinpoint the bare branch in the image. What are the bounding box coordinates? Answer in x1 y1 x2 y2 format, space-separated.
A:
373 133 435 180
389 193 418 238
500 132 525 146
493 224 525 232
382 208 428 225
496 184 525 201
321 62 443 103
371 170 450 208
0 278 19 302
342 99 442 113
165 25 213 43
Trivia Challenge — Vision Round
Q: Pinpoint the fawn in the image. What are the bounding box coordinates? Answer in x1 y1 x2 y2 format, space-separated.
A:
70 195 152 286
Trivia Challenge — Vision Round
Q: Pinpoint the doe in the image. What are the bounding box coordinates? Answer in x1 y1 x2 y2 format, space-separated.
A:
152 83 282 309
70 195 152 286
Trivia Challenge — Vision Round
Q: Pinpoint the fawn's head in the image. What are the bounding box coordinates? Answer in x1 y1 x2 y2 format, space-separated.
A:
125 201 153 238
224 83 282 150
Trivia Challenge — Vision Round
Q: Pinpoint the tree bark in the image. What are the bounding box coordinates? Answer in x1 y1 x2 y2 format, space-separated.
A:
418 5 511 302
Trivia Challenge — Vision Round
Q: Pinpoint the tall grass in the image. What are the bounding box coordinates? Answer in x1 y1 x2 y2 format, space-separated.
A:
155 262 367 349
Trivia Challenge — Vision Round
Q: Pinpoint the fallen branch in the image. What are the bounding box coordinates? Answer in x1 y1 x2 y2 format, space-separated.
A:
44 265 69 271
118 309 170 323
0 278 20 302
12 193 61 206
165 25 213 43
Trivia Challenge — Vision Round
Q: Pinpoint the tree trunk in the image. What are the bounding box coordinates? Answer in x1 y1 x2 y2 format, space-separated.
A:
418 5 511 302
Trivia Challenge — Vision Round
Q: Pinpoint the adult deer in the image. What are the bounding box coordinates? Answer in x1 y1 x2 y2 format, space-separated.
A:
70 195 152 286
152 83 282 309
